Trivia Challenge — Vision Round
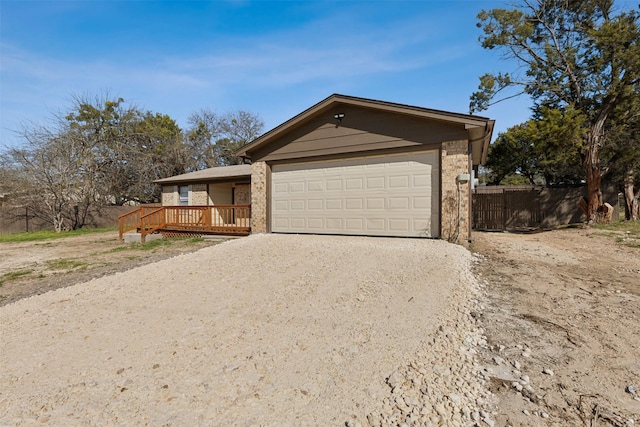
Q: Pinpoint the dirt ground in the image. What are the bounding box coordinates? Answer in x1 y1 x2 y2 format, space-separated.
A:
0 231 221 307
472 228 640 426
1 229 639 425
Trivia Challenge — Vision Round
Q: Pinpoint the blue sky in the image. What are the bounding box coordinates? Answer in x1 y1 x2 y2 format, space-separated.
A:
1 0 534 149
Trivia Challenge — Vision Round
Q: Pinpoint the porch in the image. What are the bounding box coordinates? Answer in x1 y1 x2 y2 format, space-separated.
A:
119 205 251 243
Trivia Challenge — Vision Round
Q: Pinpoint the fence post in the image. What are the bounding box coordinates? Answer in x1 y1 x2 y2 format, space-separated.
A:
25 206 29 233
502 189 507 230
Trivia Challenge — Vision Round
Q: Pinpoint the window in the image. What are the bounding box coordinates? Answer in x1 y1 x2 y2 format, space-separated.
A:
179 185 189 206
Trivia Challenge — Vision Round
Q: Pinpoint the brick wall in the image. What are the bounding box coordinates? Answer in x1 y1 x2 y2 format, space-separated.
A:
440 140 471 243
235 184 251 205
161 186 178 206
191 184 208 205
251 161 268 233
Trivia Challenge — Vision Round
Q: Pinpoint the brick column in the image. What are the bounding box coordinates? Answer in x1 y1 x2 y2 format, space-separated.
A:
251 161 268 233
441 140 471 243
161 185 178 206
190 184 208 205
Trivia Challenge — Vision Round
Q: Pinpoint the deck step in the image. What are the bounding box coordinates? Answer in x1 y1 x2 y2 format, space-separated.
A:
122 232 164 243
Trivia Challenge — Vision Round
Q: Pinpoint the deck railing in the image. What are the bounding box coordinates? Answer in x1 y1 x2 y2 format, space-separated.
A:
119 205 251 242
118 206 163 240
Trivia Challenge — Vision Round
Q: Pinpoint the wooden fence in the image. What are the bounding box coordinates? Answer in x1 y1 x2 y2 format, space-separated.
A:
473 185 620 231
0 205 135 235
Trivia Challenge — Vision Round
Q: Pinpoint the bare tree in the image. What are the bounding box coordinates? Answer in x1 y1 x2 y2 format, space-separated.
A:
186 109 264 168
3 124 98 231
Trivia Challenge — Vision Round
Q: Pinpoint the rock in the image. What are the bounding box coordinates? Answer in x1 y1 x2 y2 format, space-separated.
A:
387 371 403 388
626 384 637 395
541 411 550 419
448 393 462 406
483 417 496 427
512 360 521 370
403 396 419 407
512 382 523 392
492 356 505 366
523 410 530 416
434 403 447 417
542 368 554 376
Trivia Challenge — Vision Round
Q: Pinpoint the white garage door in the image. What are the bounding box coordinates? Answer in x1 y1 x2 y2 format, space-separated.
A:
271 151 439 237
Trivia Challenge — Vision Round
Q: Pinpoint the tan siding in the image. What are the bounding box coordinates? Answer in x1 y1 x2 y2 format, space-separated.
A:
208 183 233 205
252 104 467 162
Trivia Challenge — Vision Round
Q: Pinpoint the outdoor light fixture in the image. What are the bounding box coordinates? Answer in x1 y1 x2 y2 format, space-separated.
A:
334 113 345 126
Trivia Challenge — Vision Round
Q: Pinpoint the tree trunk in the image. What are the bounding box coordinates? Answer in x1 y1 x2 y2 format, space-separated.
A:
584 129 604 222
623 170 638 220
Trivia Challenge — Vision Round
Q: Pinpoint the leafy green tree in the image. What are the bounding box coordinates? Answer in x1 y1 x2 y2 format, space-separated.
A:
485 123 539 185
602 87 640 219
486 107 585 186
471 0 640 222
530 106 586 185
64 96 189 204
2 95 193 231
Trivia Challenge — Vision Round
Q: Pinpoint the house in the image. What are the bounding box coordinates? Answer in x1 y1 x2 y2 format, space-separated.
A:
118 165 252 241
120 94 494 243
238 94 493 243
155 164 251 208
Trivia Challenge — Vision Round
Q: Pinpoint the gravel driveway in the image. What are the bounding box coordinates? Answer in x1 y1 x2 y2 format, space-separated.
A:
0 234 491 426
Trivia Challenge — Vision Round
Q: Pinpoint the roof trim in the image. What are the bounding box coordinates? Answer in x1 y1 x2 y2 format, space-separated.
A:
235 94 493 158
154 164 251 185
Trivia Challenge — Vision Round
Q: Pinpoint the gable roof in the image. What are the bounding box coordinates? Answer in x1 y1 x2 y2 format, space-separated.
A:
154 164 251 185
235 94 494 165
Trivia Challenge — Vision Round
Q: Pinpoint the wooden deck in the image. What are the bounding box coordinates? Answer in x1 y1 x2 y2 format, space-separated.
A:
119 205 251 242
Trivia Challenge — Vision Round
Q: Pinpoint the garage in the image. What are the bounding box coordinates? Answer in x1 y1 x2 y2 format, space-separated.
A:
236 94 494 242
271 151 439 237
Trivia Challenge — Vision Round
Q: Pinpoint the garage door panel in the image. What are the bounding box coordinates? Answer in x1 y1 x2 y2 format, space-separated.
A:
345 178 363 190
345 218 364 231
366 198 385 210
290 200 305 210
345 198 363 210
271 151 439 237
366 218 386 231
413 197 430 209
308 180 324 191
389 175 410 188
290 182 305 192
274 182 289 193
326 199 342 209
307 218 323 229
389 219 410 232
326 179 342 191
326 218 343 230
366 176 385 189
413 174 430 187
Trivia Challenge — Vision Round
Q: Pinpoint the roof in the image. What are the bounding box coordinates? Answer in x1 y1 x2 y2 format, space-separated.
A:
235 93 495 165
154 164 251 184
